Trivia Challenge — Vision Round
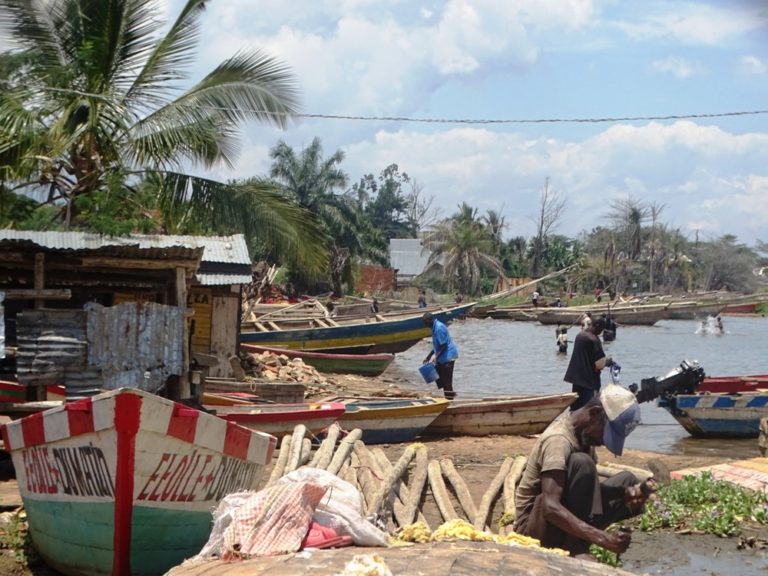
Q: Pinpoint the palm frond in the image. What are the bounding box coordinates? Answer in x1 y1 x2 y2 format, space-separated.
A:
0 0 66 66
123 0 207 108
153 171 328 276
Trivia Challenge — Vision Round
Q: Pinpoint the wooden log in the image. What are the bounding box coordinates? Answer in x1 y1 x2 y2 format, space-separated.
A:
474 457 514 531
371 448 430 530
367 445 416 517
353 441 384 510
229 356 246 381
428 459 458 522
326 429 362 476
299 437 313 467
339 457 357 487
500 455 527 535
309 422 341 469
265 434 292 487
403 445 429 526
439 458 477 522
283 424 307 474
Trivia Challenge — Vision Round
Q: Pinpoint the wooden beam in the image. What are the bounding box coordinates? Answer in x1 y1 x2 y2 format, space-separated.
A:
80 257 198 271
175 266 190 399
34 253 45 309
2 289 71 300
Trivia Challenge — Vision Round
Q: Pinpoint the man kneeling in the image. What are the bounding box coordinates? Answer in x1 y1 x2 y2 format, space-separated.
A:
513 384 650 558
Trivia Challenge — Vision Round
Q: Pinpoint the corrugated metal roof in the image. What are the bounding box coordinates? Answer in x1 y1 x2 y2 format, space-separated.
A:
0 230 250 265
390 238 431 277
196 273 252 286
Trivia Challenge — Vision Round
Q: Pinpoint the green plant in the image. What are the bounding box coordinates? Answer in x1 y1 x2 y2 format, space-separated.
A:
638 472 768 537
0 512 32 565
589 543 621 567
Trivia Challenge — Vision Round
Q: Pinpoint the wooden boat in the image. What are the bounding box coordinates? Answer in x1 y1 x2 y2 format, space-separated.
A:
325 396 450 444
697 374 768 394
666 301 726 320
209 401 347 436
423 393 577 437
240 302 475 354
0 388 275 576
536 305 670 326
658 390 768 438
241 343 395 377
486 308 539 321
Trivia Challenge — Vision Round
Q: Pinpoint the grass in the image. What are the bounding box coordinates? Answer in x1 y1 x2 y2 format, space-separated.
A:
0 511 31 565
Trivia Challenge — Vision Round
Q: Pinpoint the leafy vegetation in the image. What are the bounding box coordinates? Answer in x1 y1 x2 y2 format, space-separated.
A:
638 472 768 537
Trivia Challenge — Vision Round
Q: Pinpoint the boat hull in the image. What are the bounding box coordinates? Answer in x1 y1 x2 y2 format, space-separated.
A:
424 393 577 437
329 397 450 444
211 402 346 436
536 306 669 326
240 344 394 376
1 389 275 576
659 393 768 438
240 303 474 354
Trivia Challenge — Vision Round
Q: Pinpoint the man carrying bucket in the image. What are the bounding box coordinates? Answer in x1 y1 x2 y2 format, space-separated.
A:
422 312 459 399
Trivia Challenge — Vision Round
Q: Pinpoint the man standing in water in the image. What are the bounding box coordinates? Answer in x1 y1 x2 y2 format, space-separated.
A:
513 384 650 558
422 312 459 399
564 316 613 411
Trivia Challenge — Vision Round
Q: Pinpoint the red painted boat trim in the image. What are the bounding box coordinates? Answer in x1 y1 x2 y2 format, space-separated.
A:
113 392 141 576
21 413 45 447
223 422 251 460
167 404 199 443
216 403 346 425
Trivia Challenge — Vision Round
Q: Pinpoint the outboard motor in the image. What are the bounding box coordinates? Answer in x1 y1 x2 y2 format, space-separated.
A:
628 360 706 404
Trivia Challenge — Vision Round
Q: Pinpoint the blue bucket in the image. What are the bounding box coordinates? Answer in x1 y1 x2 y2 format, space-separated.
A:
419 363 439 383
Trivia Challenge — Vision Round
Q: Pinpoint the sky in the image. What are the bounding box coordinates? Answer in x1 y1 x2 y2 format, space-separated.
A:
148 2 767 245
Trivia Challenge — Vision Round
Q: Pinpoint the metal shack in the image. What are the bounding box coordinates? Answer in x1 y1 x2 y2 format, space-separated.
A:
0 230 251 400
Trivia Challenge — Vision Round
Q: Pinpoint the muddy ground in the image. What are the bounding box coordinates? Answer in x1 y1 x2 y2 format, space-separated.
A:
1 374 767 575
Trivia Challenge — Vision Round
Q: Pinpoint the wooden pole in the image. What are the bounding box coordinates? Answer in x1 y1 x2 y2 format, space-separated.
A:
474 457 514 531
439 458 477 521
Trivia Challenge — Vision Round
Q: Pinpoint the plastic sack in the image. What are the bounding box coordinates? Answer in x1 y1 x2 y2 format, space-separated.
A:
196 491 254 559
279 468 389 547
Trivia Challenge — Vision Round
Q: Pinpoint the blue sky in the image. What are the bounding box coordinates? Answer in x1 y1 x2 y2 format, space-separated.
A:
170 1 765 244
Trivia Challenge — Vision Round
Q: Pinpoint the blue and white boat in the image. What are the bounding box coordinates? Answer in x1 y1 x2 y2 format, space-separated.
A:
659 392 768 438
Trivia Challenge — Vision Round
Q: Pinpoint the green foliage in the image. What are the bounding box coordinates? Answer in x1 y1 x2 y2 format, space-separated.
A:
589 544 621 567
0 512 35 566
638 472 768 537
350 164 414 239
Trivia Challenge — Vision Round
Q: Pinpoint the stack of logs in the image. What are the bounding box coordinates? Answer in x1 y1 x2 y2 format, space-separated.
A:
238 351 340 397
260 423 654 535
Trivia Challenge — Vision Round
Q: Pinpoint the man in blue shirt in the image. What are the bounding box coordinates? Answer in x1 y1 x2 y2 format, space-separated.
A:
422 312 459 399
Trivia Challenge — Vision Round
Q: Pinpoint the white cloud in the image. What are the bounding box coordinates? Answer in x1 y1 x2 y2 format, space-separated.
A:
740 55 767 75
651 56 700 78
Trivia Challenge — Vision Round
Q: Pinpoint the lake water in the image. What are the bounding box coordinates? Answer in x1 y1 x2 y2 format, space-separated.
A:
387 315 767 459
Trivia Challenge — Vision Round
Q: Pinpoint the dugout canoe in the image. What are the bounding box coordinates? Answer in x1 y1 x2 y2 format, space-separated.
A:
240 343 395 376
239 302 474 354
324 396 450 444
536 305 670 326
0 388 275 576
209 401 346 436
423 393 577 437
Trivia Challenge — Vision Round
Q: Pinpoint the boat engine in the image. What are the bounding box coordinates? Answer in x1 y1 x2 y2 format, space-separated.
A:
628 360 706 404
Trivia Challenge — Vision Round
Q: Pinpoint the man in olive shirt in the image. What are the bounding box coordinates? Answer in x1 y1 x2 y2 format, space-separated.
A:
513 384 649 558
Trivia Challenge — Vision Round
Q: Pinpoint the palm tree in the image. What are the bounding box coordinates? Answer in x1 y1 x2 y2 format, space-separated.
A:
269 138 387 294
422 206 503 296
0 0 326 272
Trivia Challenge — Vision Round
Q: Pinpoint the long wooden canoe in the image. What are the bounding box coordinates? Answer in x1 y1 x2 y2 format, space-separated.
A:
659 391 768 438
1 388 275 576
325 396 450 444
240 344 395 376
536 305 670 326
240 302 474 354
209 401 346 436
423 393 577 437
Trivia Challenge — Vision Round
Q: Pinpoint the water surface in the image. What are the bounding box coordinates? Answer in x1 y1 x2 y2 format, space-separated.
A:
388 315 767 458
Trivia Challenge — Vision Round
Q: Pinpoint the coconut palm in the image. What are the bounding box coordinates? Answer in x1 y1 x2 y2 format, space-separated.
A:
0 0 326 272
422 206 503 296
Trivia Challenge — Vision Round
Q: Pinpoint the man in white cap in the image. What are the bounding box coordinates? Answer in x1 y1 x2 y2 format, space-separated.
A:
513 384 651 558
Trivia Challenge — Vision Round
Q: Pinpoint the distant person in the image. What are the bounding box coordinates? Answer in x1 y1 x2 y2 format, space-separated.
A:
555 297 565 308
594 286 602 303
579 311 593 331
422 312 459 399
557 327 569 355
455 292 464 304
532 290 540 308
513 385 648 559
601 313 616 342
716 315 724 334
564 316 613 411
326 302 338 318
370 298 380 314
418 290 427 309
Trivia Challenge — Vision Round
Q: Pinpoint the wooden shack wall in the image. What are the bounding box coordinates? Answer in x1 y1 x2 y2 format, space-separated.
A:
189 286 240 378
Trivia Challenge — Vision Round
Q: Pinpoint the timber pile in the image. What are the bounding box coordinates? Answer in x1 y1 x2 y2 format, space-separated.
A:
240 351 341 398
261 423 654 537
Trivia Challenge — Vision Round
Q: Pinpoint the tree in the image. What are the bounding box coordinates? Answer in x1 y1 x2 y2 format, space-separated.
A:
350 164 414 239
606 195 649 261
421 204 503 296
692 235 758 293
530 178 565 278
269 138 387 294
403 179 440 234
0 0 326 273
